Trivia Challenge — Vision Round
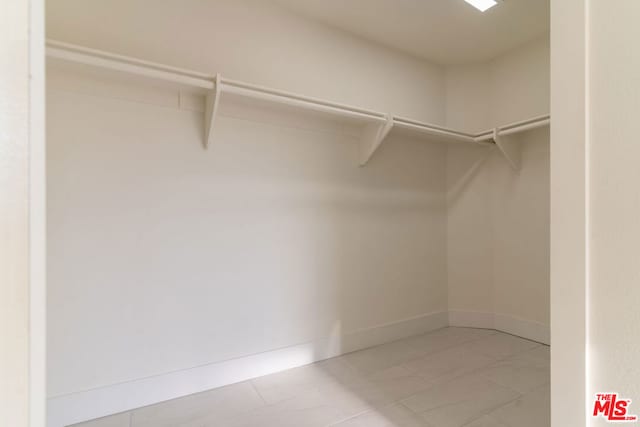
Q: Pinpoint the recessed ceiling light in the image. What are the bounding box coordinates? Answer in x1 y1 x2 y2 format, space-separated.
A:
464 0 498 12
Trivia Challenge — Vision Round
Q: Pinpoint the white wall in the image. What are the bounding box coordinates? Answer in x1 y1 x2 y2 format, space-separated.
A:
491 127 550 333
46 1 551 424
489 37 550 128
446 38 550 342
46 1 450 424
446 142 493 323
46 69 449 426
46 0 445 124
589 1 640 425
446 37 550 133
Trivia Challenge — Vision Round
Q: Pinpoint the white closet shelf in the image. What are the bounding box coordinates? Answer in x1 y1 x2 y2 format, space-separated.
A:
45 39 550 170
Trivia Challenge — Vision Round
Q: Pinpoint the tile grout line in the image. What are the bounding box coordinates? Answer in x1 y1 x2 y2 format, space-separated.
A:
460 389 530 427
402 343 540 391
323 407 373 427
394 342 544 413
400 359 549 427
248 380 269 406
340 328 501 376
325 332 506 425
325 331 543 426
404 389 525 427
78 329 548 427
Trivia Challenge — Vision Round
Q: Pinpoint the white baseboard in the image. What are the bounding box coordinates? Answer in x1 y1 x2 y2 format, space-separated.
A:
449 310 549 345
448 310 495 329
47 310 550 427
47 311 448 427
493 313 550 345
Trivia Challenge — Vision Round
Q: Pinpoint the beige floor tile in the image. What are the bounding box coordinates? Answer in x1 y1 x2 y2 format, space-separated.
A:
215 405 347 427
130 381 265 427
185 363 435 426
462 333 541 360
251 357 363 405
335 365 434 407
513 345 550 366
476 354 549 394
461 414 510 427
252 365 431 419
71 413 131 427
342 339 429 375
489 384 550 427
330 403 434 427
250 358 429 407
403 328 497 357
402 373 520 427
186 385 371 427
77 329 549 427
402 344 497 384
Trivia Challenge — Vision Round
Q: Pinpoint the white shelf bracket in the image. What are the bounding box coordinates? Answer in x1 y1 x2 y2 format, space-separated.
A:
204 73 222 149
493 127 521 171
358 115 394 166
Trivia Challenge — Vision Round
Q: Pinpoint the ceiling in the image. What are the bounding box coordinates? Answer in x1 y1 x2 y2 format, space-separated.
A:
273 0 549 65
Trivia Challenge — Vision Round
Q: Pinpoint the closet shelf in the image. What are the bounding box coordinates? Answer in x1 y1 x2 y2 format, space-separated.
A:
45 39 550 170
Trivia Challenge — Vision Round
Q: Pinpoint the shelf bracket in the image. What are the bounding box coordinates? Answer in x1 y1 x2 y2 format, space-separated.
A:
358 114 394 166
204 73 222 149
493 128 521 171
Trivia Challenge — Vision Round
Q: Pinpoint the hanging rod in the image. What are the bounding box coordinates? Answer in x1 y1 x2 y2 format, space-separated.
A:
45 39 550 168
46 40 215 90
46 39 389 152
46 39 387 124
218 77 387 124
474 131 495 142
474 114 550 142
392 116 476 143
472 114 551 171
499 114 550 137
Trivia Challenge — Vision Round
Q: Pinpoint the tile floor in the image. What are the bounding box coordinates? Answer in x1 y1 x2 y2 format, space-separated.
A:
74 328 550 427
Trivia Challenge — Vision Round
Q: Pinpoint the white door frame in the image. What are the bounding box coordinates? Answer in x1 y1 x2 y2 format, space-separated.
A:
1 1 593 426
550 0 588 426
0 0 46 426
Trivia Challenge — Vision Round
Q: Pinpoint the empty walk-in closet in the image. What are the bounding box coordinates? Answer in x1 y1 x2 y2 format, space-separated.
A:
45 1 550 426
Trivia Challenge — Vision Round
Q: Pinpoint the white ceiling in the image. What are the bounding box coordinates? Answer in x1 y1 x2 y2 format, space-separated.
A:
273 0 549 65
